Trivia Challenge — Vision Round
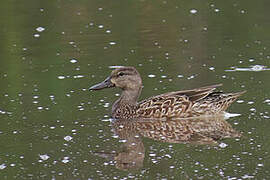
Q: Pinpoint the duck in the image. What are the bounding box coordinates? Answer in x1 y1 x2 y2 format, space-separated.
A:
89 66 246 119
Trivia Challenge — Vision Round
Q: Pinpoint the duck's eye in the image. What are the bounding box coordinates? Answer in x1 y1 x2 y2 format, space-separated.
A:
118 72 125 77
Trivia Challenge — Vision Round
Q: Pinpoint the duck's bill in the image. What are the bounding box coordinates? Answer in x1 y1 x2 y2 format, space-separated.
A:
89 76 115 90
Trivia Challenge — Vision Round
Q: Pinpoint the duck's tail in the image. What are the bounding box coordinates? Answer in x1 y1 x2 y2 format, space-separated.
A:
196 90 246 114
213 91 246 112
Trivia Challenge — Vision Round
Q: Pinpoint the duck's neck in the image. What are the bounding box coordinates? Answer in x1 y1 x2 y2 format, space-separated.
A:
112 87 142 115
120 87 142 105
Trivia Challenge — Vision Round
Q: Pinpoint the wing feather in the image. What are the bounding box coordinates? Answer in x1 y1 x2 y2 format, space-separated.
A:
137 84 222 118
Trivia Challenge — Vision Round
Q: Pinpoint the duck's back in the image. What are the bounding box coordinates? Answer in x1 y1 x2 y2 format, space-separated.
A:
135 84 245 118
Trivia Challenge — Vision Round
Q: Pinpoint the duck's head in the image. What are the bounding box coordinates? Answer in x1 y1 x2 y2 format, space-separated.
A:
89 66 142 91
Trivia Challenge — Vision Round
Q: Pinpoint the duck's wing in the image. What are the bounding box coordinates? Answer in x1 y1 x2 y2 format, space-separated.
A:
155 84 222 101
136 84 222 118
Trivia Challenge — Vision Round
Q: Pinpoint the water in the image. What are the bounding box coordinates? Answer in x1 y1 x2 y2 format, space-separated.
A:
0 0 270 179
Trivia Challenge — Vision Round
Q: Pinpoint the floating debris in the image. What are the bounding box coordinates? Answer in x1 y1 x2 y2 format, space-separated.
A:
225 65 270 72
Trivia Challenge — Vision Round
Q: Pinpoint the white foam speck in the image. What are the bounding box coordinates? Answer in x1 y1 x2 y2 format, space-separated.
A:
36 27 45 32
109 41 116 45
109 66 125 69
58 76 65 80
0 164 6 170
34 34 40 38
62 157 70 163
64 135 73 141
219 142 228 148
190 9 198 14
70 59 77 63
148 74 156 78
39 154 50 161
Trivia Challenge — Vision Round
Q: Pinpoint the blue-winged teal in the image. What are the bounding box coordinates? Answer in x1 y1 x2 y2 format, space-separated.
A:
90 66 246 119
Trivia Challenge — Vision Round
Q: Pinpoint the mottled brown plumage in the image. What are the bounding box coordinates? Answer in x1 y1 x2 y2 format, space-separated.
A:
90 66 245 119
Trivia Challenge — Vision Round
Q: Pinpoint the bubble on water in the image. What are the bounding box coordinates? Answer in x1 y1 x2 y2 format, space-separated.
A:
62 157 70 163
112 135 119 138
203 27 208 31
0 164 6 170
39 154 50 161
34 34 40 38
70 59 77 63
250 108 256 112
109 65 124 69
264 99 270 105
109 41 116 45
242 175 254 179
119 139 127 143
104 103 110 108
148 74 156 78
73 75 84 79
177 74 184 78
37 106 43 110
64 135 73 141
190 9 198 14
240 10 246 14
58 76 65 79
36 27 45 32
219 142 228 148
187 75 195 79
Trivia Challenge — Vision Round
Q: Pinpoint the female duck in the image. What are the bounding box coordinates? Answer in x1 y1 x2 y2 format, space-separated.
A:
90 66 245 119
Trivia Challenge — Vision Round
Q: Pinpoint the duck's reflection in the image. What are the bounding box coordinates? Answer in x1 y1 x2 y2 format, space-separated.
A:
94 116 241 171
